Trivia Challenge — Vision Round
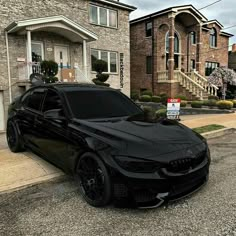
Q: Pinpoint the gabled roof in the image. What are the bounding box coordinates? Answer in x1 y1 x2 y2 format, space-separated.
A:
5 15 98 42
203 20 224 29
130 5 208 24
92 0 137 11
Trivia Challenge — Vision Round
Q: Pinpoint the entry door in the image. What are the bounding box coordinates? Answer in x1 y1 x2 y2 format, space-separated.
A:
54 46 69 69
0 92 5 131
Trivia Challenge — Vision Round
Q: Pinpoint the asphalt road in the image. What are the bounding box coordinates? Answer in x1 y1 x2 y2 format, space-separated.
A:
0 133 236 236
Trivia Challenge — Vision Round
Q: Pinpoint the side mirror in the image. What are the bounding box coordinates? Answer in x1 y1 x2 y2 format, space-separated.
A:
44 109 66 120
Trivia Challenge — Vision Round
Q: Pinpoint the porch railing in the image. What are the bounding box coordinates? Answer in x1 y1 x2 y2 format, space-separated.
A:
186 71 219 96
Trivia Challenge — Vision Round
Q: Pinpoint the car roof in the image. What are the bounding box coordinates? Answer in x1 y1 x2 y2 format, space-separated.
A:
32 83 119 92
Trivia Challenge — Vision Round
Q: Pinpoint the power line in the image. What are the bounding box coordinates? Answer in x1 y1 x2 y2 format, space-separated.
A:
223 24 236 30
198 0 222 10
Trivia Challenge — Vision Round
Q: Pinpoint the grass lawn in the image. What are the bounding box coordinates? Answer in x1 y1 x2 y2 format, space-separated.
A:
193 124 226 134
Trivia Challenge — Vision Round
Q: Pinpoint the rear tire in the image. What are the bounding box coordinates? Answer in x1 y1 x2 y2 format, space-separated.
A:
76 152 112 207
6 121 25 153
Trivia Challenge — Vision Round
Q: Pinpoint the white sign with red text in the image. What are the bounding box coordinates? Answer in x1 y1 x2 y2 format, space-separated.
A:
167 98 181 120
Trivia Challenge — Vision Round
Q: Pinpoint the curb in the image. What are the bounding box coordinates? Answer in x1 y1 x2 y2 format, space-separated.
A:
202 128 236 140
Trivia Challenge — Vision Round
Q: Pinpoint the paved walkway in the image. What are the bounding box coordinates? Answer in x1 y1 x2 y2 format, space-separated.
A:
180 113 236 129
0 134 64 194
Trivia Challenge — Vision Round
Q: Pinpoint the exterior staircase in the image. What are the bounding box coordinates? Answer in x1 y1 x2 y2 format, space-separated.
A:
157 70 219 100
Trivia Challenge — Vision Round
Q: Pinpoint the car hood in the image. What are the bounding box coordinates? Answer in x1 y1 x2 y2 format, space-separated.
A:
72 118 206 162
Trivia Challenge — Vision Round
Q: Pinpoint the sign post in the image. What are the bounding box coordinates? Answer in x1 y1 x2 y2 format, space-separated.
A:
167 98 181 120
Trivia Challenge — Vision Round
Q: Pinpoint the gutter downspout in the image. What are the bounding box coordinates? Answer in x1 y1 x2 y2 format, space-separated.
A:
152 18 155 94
5 31 12 103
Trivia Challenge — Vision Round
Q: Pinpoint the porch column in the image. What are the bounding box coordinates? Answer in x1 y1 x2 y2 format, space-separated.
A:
83 40 88 79
26 30 32 78
196 24 202 74
168 16 175 81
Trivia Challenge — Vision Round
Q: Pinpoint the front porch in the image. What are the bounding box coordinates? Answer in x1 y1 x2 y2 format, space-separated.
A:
6 16 98 86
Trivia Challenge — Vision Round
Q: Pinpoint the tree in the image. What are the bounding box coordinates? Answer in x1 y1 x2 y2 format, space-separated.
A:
208 67 236 99
92 59 110 87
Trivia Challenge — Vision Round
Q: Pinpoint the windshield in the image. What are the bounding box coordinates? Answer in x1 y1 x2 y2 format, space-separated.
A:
65 89 142 119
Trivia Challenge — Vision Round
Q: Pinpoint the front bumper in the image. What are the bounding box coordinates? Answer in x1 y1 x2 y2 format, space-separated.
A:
111 159 210 208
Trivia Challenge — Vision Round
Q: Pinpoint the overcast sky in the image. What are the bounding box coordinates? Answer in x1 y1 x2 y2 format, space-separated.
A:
122 0 236 46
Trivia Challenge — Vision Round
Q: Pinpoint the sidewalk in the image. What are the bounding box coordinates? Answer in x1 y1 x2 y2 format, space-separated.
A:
180 113 236 129
0 134 64 194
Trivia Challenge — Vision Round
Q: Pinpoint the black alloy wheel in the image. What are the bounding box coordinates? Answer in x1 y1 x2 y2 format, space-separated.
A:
6 121 24 153
76 152 112 207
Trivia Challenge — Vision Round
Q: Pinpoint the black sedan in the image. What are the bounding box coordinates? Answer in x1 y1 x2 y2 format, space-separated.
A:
7 84 210 208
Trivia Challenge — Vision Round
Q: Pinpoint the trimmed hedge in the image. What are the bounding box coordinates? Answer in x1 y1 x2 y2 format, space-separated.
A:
203 99 217 107
232 100 236 108
139 95 152 102
156 108 167 119
152 96 161 103
191 101 203 108
208 95 219 100
141 90 153 97
180 100 187 107
175 95 187 100
131 91 139 101
217 100 233 110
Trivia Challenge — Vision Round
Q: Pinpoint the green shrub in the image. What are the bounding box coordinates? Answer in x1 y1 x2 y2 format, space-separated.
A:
139 95 152 102
180 100 187 107
175 95 187 100
152 96 161 103
131 91 139 101
156 108 167 119
141 90 153 96
191 101 203 108
92 59 110 87
208 95 219 100
203 99 217 107
232 100 236 108
216 100 233 110
160 93 167 97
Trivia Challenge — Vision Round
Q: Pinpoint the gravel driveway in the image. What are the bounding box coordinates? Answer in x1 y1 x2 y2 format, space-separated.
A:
0 133 236 236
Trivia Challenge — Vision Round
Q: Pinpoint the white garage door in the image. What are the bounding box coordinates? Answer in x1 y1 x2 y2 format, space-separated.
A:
0 92 4 131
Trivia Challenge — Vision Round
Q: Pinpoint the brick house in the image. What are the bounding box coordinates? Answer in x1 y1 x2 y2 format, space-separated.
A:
130 5 233 99
228 44 236 71
0 0 136 131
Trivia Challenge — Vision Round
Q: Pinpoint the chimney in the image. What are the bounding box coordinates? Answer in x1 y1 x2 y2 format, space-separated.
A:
232 44 236 52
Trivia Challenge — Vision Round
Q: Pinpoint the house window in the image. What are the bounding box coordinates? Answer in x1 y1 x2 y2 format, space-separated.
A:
166 32 180 53
91 49 118 73
210 28 217 47
146 22 152 37
190 59 195 70
89 5 118 28
31 42 44 62
146 56 152 74
190 31 196 45
205 61 219 76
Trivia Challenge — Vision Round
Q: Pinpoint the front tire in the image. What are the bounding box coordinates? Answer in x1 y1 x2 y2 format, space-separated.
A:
6 121 25 153
76 152 112 207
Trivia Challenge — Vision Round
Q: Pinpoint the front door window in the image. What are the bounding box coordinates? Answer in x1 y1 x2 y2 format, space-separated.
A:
32 42 44 62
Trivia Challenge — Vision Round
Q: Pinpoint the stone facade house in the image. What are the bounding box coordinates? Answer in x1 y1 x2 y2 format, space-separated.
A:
0 0 136 131
130 5 233 99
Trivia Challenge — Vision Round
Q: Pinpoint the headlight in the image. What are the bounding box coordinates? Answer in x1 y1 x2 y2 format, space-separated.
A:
113 156 162 173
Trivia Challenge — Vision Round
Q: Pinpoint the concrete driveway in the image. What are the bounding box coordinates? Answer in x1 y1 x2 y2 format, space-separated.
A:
0 134 64 194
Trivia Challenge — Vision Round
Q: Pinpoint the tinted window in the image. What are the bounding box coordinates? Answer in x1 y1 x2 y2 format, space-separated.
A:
42 90 63 113
65 90 142 119
24 88 45 111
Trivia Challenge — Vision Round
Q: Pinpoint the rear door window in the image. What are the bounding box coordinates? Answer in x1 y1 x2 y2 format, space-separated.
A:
22 88 45 112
